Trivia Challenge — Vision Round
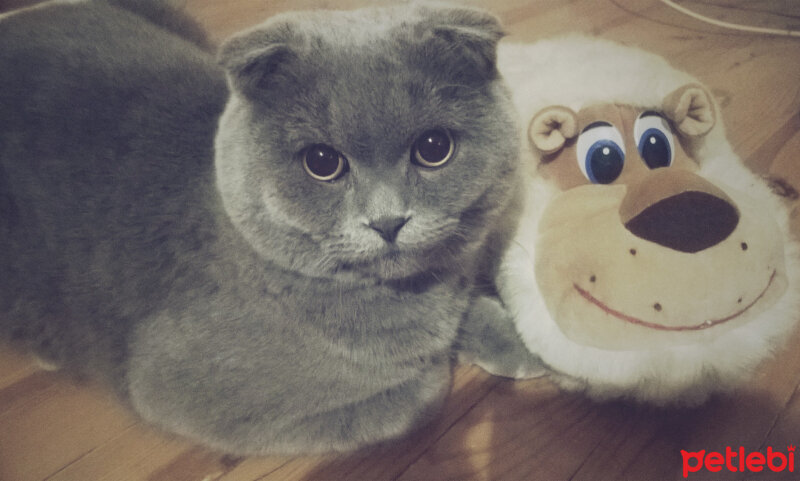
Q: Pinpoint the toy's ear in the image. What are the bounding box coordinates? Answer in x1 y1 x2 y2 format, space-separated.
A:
663 83 716 137
528 106 579 154
218 21 302 98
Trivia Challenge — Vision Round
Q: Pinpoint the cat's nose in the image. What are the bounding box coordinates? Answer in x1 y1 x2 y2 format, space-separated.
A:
369 216 409 243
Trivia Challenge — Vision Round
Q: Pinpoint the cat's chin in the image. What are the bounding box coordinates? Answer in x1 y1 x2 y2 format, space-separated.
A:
333 244 464 282
334 253 429 281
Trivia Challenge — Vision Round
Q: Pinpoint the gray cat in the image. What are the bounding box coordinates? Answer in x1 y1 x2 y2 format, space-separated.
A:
0 0 533 454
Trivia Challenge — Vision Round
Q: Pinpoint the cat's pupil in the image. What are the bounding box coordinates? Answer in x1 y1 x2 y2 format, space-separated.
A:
413 129 453 167
304 144 347 181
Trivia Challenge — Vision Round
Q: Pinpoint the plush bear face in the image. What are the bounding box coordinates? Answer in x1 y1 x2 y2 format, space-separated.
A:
529 98 788 350
496 37 800 403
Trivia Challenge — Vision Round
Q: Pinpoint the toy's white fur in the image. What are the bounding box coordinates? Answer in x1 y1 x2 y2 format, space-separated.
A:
497 36 800 404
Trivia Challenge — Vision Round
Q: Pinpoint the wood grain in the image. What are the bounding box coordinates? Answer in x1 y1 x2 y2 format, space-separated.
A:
1 0 799 480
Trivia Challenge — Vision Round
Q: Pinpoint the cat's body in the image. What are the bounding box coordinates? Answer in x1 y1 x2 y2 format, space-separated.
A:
0 0 524 454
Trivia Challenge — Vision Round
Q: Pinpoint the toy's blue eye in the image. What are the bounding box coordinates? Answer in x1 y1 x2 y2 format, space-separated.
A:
576 122 625 184
634 112 674 169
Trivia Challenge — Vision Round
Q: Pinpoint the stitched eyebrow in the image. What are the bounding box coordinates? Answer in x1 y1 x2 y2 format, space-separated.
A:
640 110 663 118
581 121 612 133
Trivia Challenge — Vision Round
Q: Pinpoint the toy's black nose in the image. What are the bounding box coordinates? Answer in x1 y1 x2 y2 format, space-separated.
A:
369 216 408 243
624 191 739 253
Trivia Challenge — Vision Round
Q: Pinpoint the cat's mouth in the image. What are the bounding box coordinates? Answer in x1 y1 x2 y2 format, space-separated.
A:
335 253 423 280
334 234 467 280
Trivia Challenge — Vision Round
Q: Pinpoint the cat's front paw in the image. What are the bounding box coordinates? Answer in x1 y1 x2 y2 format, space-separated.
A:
458 350 546 380
456 296 547 379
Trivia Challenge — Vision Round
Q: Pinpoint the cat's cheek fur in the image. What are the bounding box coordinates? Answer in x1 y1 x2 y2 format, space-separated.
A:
215 99 328 275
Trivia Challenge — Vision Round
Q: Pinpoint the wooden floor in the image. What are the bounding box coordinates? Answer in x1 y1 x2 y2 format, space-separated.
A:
1 0 800 480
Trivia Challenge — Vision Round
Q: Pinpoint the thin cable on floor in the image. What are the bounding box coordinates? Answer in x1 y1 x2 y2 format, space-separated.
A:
659 0 800 37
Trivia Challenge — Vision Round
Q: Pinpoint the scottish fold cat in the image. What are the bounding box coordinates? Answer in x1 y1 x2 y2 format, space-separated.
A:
0 0 533 454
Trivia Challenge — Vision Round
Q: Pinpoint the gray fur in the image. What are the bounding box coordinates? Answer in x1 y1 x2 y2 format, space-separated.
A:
457 296 547 379
0 0 521 454
101 0 214 51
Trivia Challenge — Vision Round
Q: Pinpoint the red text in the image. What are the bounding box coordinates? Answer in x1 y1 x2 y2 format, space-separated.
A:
681 446 795 478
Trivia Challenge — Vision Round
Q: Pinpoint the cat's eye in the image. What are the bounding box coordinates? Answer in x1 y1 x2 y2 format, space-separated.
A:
412 129 454 168
576 121 625 184
303 144 348 181
634 112 674 169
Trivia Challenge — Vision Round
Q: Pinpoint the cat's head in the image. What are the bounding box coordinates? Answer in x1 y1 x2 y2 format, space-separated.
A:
214 4 520 282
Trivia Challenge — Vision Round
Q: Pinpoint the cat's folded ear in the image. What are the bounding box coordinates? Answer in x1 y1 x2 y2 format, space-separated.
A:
217 21 302 97
412 4 505 83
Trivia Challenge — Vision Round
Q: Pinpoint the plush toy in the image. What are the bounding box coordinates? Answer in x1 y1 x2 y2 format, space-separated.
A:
495 36 800 405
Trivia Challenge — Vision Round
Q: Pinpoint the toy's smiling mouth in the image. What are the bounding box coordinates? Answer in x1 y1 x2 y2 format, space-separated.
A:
573 269 777 332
